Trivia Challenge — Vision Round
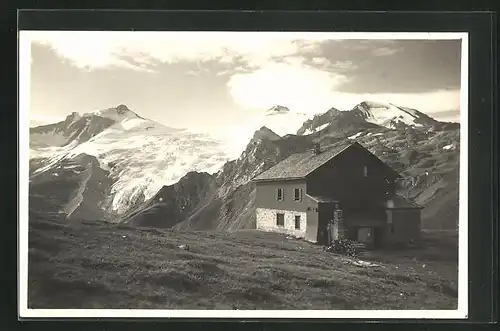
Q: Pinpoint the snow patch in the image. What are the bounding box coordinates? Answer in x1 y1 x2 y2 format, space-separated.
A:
315 123 330 132
119 118 145 131
348 131 364 140
91 107 139 122
61 162 93 217
303 128 313 135
30 118 238 215
302 122 330 135
356 102 425 129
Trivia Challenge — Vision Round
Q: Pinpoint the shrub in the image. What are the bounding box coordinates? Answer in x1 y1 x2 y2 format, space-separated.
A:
323 239 360 257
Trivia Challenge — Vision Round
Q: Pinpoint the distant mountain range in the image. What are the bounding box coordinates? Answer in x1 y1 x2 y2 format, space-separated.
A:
296 101 459 135
28 101 460 230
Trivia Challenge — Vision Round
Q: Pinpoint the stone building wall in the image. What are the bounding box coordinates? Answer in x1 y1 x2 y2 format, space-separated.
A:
256 207 307 238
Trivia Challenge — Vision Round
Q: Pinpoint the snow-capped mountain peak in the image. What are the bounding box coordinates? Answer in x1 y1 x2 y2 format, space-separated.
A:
30 105 170 149
87 104 142 122
266 105 290 116
296 101 454 136
352 101 439 129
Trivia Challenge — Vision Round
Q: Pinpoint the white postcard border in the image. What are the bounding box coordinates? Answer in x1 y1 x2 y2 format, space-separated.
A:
18 31 469 320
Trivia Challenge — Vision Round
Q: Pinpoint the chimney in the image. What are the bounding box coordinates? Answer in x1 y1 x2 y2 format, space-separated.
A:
313 143 321 155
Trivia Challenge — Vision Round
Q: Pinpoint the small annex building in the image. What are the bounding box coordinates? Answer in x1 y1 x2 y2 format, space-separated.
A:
251 141 423 248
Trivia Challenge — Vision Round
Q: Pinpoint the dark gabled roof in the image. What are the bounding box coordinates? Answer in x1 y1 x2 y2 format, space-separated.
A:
252 141 400 182
252 141 352 182
384 195 424 210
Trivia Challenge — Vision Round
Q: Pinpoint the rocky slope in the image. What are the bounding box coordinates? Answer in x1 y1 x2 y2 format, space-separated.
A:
29 153 114 221
120 171 218 228
252 126 282 141
296 107 343 135
30 112 116 148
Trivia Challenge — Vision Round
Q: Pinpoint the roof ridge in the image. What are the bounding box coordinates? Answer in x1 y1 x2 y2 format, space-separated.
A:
302 142 354 177
251 141 396 182
252 141 357 182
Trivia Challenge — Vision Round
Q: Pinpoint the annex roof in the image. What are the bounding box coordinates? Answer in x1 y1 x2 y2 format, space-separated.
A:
305 194 339 203
384 195 424 210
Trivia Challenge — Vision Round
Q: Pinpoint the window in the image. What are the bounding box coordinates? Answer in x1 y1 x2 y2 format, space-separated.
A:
295 215 301 229
363 165 368 177
276 213 285 227
276 188 283 201
294 188 301 201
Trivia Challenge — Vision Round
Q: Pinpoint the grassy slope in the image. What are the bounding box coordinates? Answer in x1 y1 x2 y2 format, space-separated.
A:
28 214 458 310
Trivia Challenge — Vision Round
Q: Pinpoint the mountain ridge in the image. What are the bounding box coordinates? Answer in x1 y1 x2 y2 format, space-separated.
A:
29 101 460 230
297 101 459 136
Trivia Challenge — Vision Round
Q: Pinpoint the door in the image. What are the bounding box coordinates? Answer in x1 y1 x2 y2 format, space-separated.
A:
373 227 384 248
357 227 371 243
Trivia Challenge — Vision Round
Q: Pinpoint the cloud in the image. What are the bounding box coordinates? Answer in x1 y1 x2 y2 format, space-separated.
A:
26 31 333 73
25 31 461 123
228 57 460 116
307 58 358 71
185 70 201 76
332 60 358 70
372 47 404 56
292 40 323 53
227 62 350 114
311 57 331 66
425 109 460 122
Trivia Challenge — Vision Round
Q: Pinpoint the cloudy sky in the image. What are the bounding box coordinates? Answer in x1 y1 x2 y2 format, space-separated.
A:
25 31 463 133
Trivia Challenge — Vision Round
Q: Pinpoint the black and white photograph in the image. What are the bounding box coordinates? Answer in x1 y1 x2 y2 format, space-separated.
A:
18 30 468 319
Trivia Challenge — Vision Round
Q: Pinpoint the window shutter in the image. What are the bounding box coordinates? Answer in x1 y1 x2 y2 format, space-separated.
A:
276 188 284 201
293 188 303 201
